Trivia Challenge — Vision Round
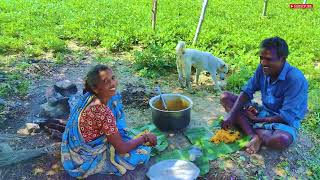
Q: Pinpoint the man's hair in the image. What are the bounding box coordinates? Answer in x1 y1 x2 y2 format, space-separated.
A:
83 64 111 95
260 37 289 59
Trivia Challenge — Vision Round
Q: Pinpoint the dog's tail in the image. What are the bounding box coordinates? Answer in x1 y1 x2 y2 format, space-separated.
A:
176 41 186 57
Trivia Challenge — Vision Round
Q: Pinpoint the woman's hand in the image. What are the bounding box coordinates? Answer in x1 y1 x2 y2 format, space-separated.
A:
142 133 157 146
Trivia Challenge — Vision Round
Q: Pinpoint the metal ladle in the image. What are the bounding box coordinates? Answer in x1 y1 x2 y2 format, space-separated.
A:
155 84 168 111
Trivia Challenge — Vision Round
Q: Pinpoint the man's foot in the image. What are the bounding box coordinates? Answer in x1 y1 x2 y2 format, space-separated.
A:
245 135 262 154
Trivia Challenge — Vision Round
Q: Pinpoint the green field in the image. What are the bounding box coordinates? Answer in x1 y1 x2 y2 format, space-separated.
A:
0 0 320 177
1 0 319 83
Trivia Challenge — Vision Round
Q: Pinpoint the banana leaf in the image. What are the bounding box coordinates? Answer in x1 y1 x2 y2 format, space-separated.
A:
128 124 168 156
184 120 250 161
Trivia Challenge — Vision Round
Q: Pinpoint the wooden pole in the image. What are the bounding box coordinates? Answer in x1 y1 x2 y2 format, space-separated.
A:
262 0 268 16
152 0 158 31
193 0 208 45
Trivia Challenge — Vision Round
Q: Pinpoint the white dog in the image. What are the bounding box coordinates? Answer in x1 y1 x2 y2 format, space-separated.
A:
176 41 228 91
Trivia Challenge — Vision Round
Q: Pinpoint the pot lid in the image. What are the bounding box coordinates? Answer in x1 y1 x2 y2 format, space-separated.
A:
146 159 200 180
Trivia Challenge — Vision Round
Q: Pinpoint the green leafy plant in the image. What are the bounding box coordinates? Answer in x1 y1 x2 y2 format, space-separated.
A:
0 73 30 98
226 67 253 93
133 44 175 78
94 57 113 64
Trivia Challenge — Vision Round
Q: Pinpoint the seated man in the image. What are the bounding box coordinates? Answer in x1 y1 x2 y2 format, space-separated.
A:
220 37 308 154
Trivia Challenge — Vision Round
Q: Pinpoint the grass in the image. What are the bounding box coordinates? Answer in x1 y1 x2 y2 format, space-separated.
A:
0 69 30 98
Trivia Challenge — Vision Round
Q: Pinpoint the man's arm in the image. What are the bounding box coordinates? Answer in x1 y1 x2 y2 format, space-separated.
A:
251 115 287 124
251 73 308 125
229 91 250 115
278 75 308 127
221 92 250 129
221 65 262 129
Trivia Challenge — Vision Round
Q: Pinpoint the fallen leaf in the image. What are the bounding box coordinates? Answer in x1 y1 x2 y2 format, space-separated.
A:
224 160 234 169
306 169 313 176
33 167 44 175
250 154 265 167
51 163 60 171
274 167 286 177
46 170 56 176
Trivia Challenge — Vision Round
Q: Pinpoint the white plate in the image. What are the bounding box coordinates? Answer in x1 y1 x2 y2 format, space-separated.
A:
146 159 200 180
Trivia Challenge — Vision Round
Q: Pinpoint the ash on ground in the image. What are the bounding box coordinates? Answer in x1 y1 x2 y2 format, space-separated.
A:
121 83 155 109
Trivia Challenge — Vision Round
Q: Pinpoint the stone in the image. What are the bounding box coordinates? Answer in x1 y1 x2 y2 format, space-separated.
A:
39 100 70 119
54 80 78 97
25 123 40 131
55 80 72 90
17 128 30 135
45 87 64 106
16 123 41 135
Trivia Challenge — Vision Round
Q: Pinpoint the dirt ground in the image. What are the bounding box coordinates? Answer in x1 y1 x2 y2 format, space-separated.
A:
0 52 318 180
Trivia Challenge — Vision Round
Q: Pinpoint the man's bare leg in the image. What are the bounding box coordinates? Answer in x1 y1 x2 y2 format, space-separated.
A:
220 91 238 113
220 91 261 153
220 92 255 134
256 129 293 150
220 92 294 153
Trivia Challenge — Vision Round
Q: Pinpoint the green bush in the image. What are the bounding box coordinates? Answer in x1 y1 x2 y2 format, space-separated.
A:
0 72 30 98
226 67 253 93
302 89 320 137
94 57 113 64
133 44 175 78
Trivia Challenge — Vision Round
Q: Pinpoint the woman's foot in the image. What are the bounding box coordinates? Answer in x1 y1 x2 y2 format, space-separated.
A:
245 135 262 154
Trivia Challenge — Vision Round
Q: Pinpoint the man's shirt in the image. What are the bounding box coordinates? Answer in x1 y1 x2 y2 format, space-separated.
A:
242 62 308 129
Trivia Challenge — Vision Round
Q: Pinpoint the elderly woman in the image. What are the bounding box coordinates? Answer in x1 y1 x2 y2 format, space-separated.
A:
61 64 157 178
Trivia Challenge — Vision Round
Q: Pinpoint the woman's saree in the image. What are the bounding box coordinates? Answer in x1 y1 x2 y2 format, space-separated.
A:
61 92 151 178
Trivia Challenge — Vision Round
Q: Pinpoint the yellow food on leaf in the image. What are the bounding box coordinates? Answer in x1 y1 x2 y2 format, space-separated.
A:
210 129 240 144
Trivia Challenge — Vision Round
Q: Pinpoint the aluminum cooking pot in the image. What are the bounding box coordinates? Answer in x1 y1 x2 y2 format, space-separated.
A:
149 94 193 131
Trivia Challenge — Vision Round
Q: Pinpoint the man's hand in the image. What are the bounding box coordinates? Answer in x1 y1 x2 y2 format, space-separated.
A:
221 113 236 130
245 106 259 122
220 92 251 129
247 106 258 115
